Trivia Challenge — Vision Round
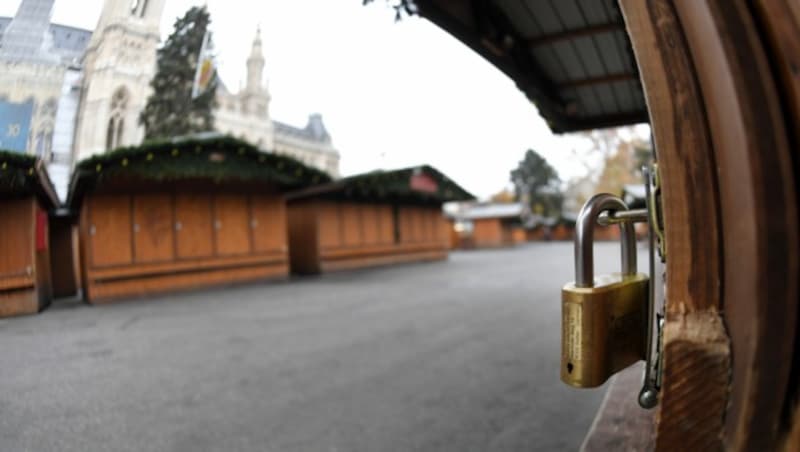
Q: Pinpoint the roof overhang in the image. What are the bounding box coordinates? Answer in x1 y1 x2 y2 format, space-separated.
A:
0 151 59 209
287 165 474 204
413 0 649 133
67 136 332 210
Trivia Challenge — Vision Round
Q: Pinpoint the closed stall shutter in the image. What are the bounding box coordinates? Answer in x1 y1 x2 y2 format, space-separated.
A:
360 204 380 246
409 207 421 242
0 199 33 282
421 208 434 243
133 194 175 263
341 203 362 247
251 195 286 253
378 205 394 245
175 193 213 259
434 212 446 244
214 194 251 256
318 202 342 250
89 194 133 267
400 207 414 243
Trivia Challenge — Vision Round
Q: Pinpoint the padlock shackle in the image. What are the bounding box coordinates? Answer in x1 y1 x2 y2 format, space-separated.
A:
575 193 637 287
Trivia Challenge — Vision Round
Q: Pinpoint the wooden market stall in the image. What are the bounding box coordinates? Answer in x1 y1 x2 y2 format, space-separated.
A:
286 166 472 274
0 151 59 317
458 203 525 249
525 225 548 242
67 136 330 303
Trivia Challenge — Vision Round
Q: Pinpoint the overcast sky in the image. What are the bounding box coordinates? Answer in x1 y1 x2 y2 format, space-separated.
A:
3 0 649 199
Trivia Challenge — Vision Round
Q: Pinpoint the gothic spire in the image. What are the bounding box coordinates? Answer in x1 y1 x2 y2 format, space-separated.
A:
246 26 265 93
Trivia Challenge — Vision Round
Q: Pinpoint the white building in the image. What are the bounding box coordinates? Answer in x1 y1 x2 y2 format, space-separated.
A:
0 0 341 200
73 0 167 158
215 29 339 176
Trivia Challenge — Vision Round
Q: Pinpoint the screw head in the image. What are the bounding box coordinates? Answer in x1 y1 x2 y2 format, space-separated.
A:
638 388 658 409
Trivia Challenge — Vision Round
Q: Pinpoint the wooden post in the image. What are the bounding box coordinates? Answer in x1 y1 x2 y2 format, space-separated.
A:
619 1 729 449
621 0 799 449
673 1 798 449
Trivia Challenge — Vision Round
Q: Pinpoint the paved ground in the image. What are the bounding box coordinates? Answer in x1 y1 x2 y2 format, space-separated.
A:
0 242 634 452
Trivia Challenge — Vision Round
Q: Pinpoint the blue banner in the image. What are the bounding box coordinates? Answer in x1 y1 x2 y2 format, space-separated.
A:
0 99 33 153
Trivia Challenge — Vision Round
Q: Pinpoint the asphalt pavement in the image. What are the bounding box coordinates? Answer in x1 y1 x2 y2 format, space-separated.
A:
0 242 634 452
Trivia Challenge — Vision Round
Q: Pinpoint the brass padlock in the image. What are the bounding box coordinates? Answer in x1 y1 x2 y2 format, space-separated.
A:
561 193 648 388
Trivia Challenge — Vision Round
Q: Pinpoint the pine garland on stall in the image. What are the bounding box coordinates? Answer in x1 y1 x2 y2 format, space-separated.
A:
0 151 39 194
71 136 332 198
303 165 474 204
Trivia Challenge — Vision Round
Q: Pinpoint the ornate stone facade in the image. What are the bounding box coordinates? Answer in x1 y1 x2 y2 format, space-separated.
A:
73 0 166 160
0 0 89 198
1 0 341 200
214 30 340 177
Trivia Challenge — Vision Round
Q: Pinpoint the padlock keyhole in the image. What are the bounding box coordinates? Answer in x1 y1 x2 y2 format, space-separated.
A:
567 362 574 374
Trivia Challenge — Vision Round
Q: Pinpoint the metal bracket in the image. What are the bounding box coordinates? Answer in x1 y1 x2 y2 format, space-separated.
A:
638 166 663 409
650 163 666 261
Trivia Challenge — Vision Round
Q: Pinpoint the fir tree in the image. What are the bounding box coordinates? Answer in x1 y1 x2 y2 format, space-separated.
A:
139 6 217 140
510 149 563 219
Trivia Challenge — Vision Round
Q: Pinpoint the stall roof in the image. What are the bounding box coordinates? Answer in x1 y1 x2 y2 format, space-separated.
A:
0 150 59 209
67 136 332 209
287 165 474 204
412 0 648 133
457 202 525 220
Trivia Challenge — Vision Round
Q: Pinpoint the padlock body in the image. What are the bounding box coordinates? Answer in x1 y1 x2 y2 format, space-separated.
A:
561 273 648 388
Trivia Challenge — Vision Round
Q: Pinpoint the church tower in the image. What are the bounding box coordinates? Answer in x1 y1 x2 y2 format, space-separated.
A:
212 27 274 150
243 28 271 119
74 0 166 159
246 28 265 93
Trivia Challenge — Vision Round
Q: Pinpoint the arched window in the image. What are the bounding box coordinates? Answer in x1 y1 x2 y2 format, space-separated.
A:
106 119 115 150
36 131 46 156
130 0 148 17
116 118 124 148
106 87 129 151
34 120 53 160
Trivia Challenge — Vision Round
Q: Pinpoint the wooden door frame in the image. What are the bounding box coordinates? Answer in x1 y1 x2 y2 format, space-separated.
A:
620 0 798 449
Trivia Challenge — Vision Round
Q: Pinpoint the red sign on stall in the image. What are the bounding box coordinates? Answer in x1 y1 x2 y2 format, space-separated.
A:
409 171 438 193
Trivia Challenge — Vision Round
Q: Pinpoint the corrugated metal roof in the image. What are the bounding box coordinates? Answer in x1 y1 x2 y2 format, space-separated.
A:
413 0 648 133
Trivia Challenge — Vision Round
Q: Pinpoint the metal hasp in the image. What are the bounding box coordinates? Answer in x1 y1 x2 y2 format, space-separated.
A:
638 166 663 409
561 194 649 390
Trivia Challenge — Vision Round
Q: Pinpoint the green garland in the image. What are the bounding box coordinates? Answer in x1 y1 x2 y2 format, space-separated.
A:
71 136 332 203
310 165 473 203
0 150 40 195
